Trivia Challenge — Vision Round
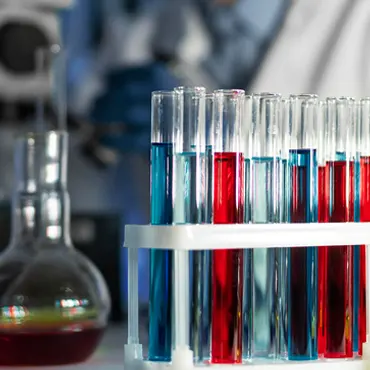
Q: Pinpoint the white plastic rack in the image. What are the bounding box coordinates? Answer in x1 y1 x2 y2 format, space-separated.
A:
124 222 370 370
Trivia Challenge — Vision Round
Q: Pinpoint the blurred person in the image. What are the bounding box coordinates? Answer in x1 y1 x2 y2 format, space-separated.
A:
61 0 289 311
62 0 290 126
61 0 180 312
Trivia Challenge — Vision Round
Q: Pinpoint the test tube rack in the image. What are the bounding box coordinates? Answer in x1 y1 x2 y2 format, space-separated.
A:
124 222 370 370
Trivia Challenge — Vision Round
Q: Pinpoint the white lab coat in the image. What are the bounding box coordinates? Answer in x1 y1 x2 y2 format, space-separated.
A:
251 0 370 98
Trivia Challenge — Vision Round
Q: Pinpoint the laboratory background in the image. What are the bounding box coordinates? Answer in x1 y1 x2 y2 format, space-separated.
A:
0 0 366 367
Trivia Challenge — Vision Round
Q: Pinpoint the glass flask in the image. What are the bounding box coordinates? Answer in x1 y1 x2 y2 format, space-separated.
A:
0 131 111 366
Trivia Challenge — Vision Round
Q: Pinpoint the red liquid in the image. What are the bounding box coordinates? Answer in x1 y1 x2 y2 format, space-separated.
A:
318 165 330 356
359 157 370 355
211 152 244 364
321 161 353 358
0 327 104 366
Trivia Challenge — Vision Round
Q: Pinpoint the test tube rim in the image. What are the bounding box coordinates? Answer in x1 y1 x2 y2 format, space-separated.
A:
214 89 245 98
152 90 177 97
289 93 318 100
252 92 282 99
174 86 206 94
337 96 356 103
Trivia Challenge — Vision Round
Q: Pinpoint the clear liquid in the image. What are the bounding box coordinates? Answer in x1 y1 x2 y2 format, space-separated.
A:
174 150 212 361
244 157 287 359
279 159 290 358
149 143 173 362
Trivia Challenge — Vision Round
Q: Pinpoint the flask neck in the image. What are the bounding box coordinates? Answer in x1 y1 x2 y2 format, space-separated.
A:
11 189 72 247
11 192 40 244
10 131 71 248
40 189 72 245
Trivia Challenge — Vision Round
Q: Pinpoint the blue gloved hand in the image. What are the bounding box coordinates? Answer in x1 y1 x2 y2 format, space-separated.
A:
90 62 179 153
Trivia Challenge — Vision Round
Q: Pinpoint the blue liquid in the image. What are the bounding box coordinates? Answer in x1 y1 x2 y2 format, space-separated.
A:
243 157 287 359
352 157 361 353
149 143 173 362
288 149 318 360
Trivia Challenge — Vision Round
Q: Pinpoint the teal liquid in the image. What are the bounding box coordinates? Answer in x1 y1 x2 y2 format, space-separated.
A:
174 150 212 361
279 158 290 358
243 157 287 359
149 143 173 362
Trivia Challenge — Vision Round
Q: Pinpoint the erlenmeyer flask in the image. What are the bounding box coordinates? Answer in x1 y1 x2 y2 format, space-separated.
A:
0 131 111 366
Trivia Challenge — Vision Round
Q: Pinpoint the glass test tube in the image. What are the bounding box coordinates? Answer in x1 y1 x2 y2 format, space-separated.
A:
288 94 318 360
317 101 330 356
356 98 369 355
190 93 213 362
353 100 361 355
279 98 291 359
172 86 206 353
211 89 245 364
244 93 284 359
149 91 175 362
243 95 252 360
320 97 356 359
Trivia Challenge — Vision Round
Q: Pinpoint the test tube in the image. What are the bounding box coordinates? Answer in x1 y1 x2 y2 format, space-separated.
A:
320 97 356 359
353 100 361 356
356 98 369 355
277 98 291 359
190 93 213 362
242 95 252 360
288 94 318 360
211 89 245 364
172 86 206 355
317 101 330 357
149 91 175 362
244 93 284 359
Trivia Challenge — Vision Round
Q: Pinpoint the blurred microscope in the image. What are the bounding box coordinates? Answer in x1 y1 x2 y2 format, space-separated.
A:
0 0 71 202
0 0 70 114
0 0 123 322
